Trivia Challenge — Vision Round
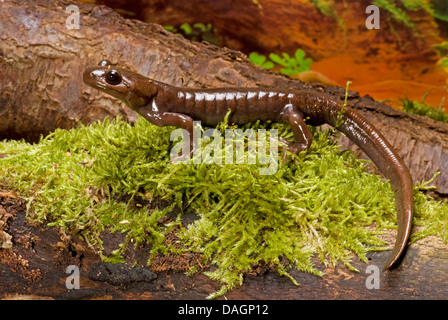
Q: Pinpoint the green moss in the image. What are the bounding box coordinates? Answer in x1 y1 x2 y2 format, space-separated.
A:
1 115 447 298
401 93 448 123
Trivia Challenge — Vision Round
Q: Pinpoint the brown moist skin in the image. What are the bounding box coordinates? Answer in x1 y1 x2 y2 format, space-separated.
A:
83 60 413 270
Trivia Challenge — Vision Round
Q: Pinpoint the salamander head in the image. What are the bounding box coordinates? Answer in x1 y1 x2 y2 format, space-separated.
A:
83 60 156 110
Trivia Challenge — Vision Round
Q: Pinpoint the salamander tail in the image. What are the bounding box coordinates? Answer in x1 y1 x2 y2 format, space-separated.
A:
332 106 413 270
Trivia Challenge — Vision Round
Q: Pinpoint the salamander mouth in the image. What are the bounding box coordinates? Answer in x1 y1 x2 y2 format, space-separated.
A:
83 67 108 90
83 66 133 106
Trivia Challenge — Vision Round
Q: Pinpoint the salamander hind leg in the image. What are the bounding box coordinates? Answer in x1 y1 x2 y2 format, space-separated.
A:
279 104 313 162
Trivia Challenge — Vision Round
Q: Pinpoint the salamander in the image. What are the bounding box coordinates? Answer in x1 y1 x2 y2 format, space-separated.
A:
83 60 414 270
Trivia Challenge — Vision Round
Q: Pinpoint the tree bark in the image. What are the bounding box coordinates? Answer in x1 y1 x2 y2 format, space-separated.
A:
0 0 448 300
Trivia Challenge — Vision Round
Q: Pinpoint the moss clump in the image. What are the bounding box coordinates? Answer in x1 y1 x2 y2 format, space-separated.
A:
401 93 448 123
1 116 447 298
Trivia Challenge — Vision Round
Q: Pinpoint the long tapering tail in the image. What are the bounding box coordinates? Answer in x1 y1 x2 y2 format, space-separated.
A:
330 104 413 270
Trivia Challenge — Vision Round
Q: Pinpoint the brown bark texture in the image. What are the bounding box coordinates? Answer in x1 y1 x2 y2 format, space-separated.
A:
0 0 448 300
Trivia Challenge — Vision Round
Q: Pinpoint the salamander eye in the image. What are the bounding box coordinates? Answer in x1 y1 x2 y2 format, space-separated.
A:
105 70 122 85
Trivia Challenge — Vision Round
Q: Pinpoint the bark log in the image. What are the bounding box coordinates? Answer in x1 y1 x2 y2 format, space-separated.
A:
1 0 448 300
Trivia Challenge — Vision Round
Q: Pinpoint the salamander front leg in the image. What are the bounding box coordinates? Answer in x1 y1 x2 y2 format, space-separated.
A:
280 105 313 162
158 112 197 162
